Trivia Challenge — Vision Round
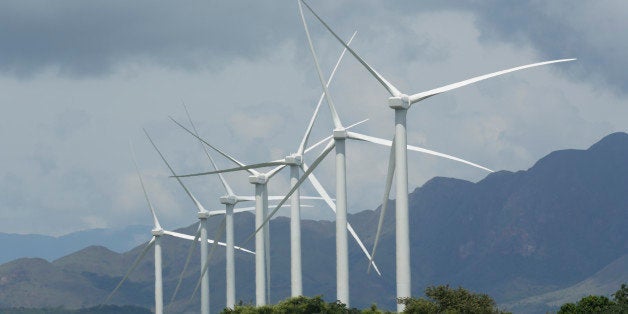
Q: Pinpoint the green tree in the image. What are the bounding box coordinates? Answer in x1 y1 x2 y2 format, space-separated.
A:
399 285 510 314
222 295 365 314
613 283 628 306
558 283 628 314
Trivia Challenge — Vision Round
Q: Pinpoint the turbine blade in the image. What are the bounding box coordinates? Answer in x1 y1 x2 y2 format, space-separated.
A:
369 142 395 274
301 118 369 155
298 31 357 155
182 103 235 196
168 224 200 304
162 230 253 254
210 206 254 216
173 161 287 178
345 118 369 130
236 196 256 202
298 0 343 129
169 117 259 176
266 164 287 180
103 237 155 305
210 204 305 216
242 140 336 245
144 130 209 213
304 168 381 276
346 131 493 172
409 58 577 104
304 135 332 154
130 141 161 230
300 0 402 97
267 196 325 201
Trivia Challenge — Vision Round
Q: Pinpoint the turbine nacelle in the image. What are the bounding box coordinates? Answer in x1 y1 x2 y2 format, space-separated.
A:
151 228 165 236
248 173 268 184
333 128 348 140
219 195 238 205
285 154 303 166
197 211 210 219
388 94 411 109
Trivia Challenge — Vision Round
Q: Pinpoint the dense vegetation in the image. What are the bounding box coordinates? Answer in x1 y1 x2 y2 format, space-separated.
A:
558 284 628 314
221 285 508 313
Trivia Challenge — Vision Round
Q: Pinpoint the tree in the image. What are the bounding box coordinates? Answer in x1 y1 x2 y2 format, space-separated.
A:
612 283 627 306
398 285 510 314
558 283 628 314
222 296 363 314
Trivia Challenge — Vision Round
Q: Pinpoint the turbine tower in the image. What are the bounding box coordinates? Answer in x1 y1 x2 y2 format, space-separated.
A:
145 130 215 314
186 4 495 305
182 105 253 309
168 120 283 306
179 33 356 298
171 118 383 304
180 105 320 307
103 143 253 313
299 0 575 310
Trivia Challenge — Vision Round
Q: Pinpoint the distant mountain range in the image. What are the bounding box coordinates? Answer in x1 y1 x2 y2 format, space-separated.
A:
1 133 626 313
0 225 150 264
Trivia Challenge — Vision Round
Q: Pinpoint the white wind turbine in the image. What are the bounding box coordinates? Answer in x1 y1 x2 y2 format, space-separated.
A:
172 117 331 306
182 104 252 309
180 105 318 308
145 130 222 314
169 118 292 306
300 0 576 310
173 31 366 299
238 2 493 306
102 143 253 314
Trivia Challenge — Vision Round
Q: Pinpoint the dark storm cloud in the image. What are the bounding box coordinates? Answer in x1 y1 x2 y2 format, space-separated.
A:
0 1 304 77
465 0 628 93
2 1 624 94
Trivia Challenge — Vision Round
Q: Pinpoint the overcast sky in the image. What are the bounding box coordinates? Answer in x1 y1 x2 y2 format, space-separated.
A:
1 1 627 236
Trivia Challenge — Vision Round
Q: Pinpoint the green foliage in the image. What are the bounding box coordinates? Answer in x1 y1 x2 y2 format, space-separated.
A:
221 295 392 314
558 283 628 314
398 285 510 314
220 286 507 313
613 283 628 306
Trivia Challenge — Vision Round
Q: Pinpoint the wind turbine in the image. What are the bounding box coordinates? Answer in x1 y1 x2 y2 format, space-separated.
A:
168 118 287 306
144 130 218 314
180 105 319 308
181 104 252 309
176 31 359 299
299 0 576 310
102 143 253 313
181 3 494 306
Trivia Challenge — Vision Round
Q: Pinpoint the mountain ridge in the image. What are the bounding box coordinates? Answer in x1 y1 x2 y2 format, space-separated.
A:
0 132 626 312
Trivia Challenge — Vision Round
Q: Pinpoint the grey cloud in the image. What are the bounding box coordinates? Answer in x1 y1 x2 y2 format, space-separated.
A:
2 0 625 95
466 0 628 93
0 1 303 77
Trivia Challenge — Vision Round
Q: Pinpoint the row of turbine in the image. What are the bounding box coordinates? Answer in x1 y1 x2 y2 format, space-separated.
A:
105 1 576 313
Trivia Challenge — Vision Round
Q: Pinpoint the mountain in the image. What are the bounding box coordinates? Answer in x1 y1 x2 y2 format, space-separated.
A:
0 225 151 264
502 254 628 313
0 132 626 312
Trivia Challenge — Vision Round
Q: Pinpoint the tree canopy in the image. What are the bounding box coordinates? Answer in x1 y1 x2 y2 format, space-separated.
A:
558 283 628 314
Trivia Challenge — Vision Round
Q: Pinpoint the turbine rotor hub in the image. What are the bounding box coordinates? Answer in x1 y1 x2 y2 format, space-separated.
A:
388 94 411 109
333 128 348 140
151 228 164 236
219 195 238 205
248 174 268 184
285 154 302 165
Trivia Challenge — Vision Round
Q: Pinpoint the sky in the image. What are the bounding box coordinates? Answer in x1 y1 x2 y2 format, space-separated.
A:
1 0 627 236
